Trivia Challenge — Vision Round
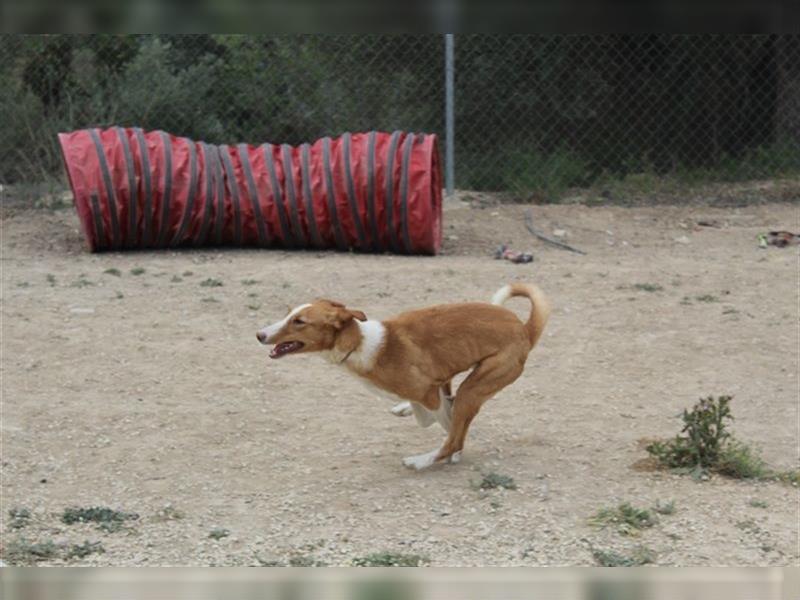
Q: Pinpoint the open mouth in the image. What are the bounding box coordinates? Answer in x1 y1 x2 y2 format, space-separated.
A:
269 341 304 359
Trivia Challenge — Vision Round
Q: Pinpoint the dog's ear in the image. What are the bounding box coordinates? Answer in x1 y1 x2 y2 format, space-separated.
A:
349 309 367 322
327 305 367 329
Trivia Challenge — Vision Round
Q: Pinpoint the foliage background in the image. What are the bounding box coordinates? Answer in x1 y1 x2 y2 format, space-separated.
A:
1 34 798 199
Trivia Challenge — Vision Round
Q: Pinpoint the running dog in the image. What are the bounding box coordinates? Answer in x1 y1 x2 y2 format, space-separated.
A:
256 283 550 469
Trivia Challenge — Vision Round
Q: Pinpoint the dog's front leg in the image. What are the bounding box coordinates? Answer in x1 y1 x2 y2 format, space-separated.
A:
402 444 461 470
435 385 454 431
402 386 459 470
390 401 439 428
390 401 413 417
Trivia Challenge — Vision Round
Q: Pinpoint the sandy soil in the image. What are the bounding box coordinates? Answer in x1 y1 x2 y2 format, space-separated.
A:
1 191 798 566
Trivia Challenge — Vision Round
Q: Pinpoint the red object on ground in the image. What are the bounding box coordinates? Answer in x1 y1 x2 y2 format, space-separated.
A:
58 127 443 254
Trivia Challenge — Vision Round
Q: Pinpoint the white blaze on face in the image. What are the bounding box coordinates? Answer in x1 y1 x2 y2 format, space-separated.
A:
258 304 310 344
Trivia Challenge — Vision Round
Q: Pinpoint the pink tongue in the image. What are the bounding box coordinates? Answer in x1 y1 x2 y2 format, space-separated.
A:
269 342 297 359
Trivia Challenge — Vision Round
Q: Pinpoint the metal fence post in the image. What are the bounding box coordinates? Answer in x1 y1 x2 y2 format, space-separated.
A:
444 34 455 197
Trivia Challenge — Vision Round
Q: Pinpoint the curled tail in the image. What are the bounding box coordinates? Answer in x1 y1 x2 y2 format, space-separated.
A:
491 283 551 347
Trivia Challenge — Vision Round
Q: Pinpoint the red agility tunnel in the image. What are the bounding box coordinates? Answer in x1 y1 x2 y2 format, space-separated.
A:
58 127 443 254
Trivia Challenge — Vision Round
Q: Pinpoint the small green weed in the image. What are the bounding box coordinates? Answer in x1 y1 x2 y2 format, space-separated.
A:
593 546 656 567
130 267 146 275
17 281 30 288
103 268 122 277
46 274 56 286
716 440 769 479
241 279 259 285
288 554 327 567
201 297 219 303
66 540 105 559
115 291 124 299
590 502 657 535
773 470 799 486
6 537 105 564
200 278 223 287
633 283 663 292
247 304 261 311
653 500 676 515
8 507 31 529
748 499 768 509
352 552 425 567
478 472 517 490
695 294 718 303
170 275 182 283
62 506 139 528
182 270 194 277
208 528 230 540
5 538 60 564
70 276 93 288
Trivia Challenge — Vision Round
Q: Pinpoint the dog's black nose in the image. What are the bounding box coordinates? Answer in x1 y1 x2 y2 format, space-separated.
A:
257 331 267 343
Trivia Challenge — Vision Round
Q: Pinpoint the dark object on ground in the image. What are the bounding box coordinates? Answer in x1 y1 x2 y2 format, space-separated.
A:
767 231 799 247
494 244 533 263
58 128 442 254
524 210 586 255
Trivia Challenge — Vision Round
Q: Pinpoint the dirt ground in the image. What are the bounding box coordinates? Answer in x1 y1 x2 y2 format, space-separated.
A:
1 188 798 566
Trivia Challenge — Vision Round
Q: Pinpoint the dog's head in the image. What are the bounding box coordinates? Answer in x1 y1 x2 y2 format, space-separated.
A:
256 300 367 359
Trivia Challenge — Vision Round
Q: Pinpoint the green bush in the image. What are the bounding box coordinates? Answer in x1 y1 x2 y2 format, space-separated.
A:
646 396 773 480
646 395 732 471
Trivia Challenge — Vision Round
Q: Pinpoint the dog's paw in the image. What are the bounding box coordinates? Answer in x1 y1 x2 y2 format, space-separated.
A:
447 451 462 464
390 401 413 417
402 449 440 470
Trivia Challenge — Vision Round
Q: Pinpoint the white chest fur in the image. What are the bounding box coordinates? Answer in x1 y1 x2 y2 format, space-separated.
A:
323 319 386 371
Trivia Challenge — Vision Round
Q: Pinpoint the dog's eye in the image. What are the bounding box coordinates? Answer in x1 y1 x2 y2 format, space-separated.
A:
293 318 306 325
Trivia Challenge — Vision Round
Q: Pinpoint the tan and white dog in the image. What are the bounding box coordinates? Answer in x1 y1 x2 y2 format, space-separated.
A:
256 283 550 470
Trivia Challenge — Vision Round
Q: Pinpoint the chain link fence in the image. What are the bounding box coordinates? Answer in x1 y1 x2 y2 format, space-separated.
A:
1 34 798 200
454 34 800 200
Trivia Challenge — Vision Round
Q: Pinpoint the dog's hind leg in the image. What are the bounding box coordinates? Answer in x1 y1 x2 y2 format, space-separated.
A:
403 355 524 470
404 377 502 471
436 355 524 465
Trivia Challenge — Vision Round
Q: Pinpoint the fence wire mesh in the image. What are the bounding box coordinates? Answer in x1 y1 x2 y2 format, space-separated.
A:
454 34 800 199
1 34 798 200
